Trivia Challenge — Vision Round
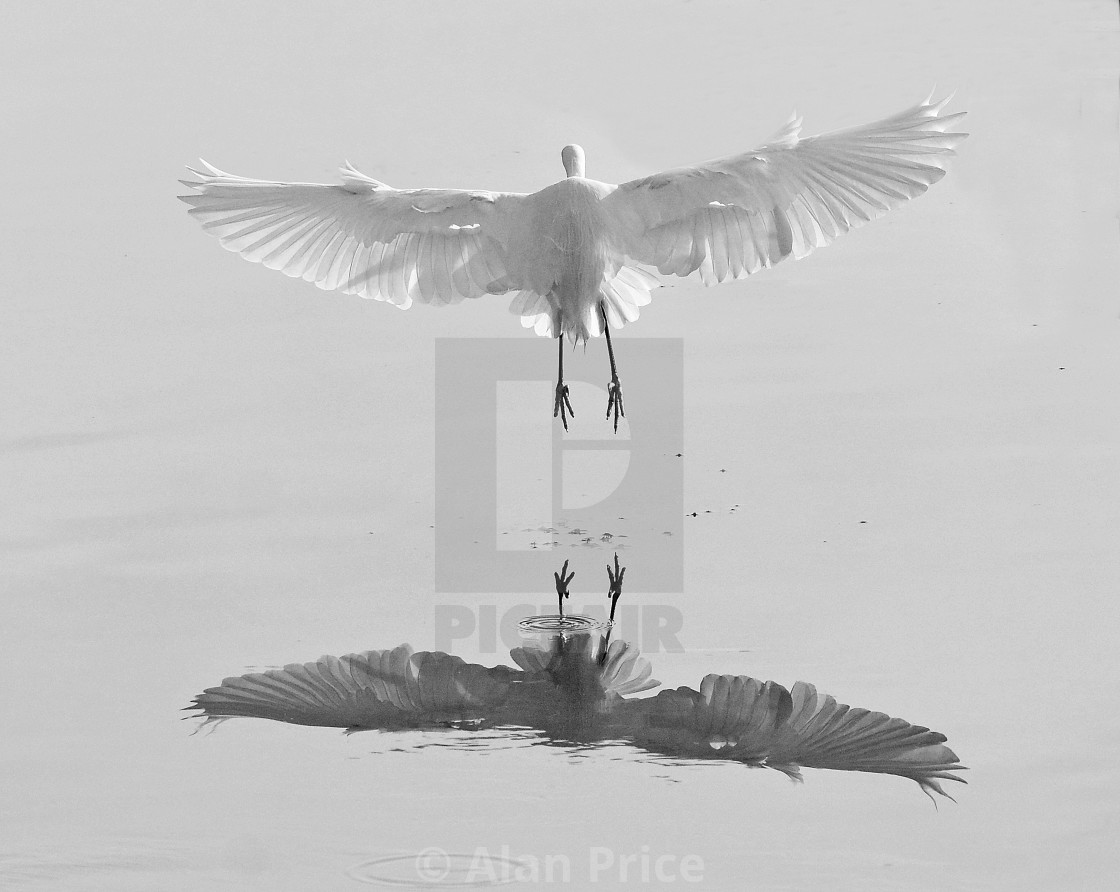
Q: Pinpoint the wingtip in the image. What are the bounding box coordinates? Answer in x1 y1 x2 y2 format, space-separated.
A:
924 87 958 116
767 111 803 146
183 158 228 184
338 159 390 190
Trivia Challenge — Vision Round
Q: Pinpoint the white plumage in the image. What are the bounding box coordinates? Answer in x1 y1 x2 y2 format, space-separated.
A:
181 94 965 337
180 93 966 427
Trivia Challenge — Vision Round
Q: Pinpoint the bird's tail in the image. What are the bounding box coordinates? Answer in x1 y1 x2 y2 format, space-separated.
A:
509 265 661 342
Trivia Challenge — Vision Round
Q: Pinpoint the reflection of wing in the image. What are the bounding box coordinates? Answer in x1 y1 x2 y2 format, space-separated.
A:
603 95 966 284
187 645 518 730
509 636 660 697
180 162 526 308
598 639 660 696
626 674 966 800
189 639 964 799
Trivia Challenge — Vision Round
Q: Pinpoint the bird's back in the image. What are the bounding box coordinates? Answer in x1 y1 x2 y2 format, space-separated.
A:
506 177 657 342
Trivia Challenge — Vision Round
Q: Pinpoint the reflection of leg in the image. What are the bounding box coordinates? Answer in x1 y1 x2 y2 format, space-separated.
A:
606 553 625 623
553 333 573 429
600 553 626 665
553 559 574 616
600 303 624 433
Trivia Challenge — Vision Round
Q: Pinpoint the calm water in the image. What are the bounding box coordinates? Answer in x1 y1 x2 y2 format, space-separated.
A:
3 1 1118 889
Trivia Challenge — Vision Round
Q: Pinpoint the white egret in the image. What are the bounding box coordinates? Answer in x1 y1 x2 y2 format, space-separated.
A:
181 94 966 431
188 559 965 801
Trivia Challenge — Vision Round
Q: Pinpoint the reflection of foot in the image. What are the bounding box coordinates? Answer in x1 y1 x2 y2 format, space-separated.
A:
606 377 624 433
554 382 574 430
553 559 574 616
606 553 625 622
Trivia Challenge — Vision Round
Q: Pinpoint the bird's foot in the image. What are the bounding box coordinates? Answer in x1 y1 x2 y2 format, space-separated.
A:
606 377 624 433
554 382 574 430
554 559 574 616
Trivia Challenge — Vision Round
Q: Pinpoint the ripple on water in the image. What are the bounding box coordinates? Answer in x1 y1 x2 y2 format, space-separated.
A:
517 614 613 634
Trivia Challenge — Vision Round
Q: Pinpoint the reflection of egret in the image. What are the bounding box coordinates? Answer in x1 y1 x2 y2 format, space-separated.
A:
188 562 965 801
180 95 966 431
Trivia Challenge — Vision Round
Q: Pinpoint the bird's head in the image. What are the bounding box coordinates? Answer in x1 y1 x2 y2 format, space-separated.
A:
561 144 585 178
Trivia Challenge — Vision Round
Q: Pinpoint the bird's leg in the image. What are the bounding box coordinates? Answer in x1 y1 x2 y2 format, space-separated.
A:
553 559 574 617
600 302 624 433
553 332 573 430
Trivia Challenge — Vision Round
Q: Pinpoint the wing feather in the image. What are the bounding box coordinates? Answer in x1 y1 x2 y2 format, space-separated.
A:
628 673 966 798
180 162 528 309
187 646 521 730
604 94 967 280
450 231 476 296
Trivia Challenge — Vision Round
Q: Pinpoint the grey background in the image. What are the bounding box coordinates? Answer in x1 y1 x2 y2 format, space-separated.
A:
2 1 1118 889
435 338 682 594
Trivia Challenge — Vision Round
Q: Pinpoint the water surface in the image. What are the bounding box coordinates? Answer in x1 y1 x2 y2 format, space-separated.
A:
3 1 1118 889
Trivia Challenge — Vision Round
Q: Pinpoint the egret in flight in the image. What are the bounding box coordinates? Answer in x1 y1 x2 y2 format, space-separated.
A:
188 559 965 801
181 94 966 431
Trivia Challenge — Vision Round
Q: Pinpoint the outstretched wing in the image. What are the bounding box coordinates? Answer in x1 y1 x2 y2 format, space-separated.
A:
603 94 967 284
180 162 527 308
625 674 966 801
187 645 520 731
